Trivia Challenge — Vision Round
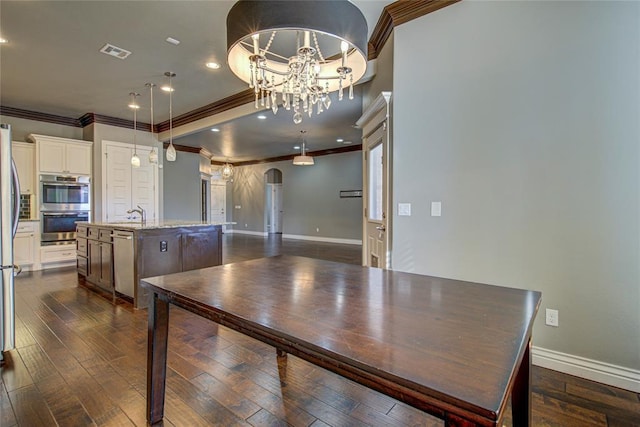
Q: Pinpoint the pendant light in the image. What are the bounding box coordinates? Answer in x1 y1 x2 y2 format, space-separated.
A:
293 130 314 165
165 71 177 162
146 82 158 164
129 92 141 168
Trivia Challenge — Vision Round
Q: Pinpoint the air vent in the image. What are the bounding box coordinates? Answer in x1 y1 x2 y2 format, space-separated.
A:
99 43 132 60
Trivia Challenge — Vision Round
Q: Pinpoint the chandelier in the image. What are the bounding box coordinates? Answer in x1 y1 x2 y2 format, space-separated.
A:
226 0 368 124
221 162 234 180
292 130 314 165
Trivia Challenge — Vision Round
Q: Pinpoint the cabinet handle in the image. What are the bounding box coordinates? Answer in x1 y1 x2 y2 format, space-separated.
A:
61 252 72 256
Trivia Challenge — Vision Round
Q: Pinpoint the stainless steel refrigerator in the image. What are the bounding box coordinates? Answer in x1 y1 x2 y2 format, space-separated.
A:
1 123 21 365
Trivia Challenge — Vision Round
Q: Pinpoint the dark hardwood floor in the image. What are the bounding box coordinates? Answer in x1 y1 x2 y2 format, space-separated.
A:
1 234 639 426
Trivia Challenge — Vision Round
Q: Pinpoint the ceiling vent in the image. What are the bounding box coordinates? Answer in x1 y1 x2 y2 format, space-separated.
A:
99 43 132 60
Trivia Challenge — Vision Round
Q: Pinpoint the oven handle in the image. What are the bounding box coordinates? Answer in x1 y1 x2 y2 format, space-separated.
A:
41 181 89 186
42 212 90 217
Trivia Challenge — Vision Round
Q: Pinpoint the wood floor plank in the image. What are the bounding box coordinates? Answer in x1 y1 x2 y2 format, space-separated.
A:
0 349 34 392
387 401 443 426
8 384 56 427
191 371 264 420
0 377 18 427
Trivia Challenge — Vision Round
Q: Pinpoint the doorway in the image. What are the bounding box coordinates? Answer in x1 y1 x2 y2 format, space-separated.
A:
211 180 226 228
264 169 283 234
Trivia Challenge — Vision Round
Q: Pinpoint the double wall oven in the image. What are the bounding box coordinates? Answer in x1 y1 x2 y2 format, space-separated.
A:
40 174 90 245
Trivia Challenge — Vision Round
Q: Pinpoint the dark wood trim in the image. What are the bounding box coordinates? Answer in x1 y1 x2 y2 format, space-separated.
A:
368 0 461 60
79 113 153 133
156 89 255 133
230 144 362 167
161 142 202 154
0 105 81 127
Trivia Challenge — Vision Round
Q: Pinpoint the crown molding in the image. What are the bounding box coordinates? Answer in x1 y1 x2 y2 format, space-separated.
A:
79 113 153 132
0 105 81 127
368 0 461 59
229 144 362 167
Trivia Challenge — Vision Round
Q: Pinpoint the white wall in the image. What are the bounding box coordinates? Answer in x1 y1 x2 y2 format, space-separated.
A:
393 1 639 376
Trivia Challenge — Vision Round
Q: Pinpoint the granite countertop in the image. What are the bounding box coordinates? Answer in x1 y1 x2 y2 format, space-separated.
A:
78 220 234 231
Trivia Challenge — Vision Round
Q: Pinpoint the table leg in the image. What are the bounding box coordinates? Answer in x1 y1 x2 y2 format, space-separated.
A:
147 292 170 425
511 339 532 426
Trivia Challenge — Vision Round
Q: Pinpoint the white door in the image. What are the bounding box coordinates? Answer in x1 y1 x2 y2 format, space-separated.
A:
131 147 156 221
364 124 388 268
265 183 283 234
105 145 133 222
211 181 226 225
104 141 158 222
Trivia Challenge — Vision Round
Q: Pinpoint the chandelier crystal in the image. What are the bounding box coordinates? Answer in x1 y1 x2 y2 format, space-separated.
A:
226 0 368 124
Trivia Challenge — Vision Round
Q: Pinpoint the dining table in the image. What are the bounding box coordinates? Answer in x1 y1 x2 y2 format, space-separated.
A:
142 255 541 426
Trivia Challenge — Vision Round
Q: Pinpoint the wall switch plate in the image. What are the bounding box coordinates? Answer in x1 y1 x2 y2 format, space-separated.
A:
431 201 442 217
398 203 411 216
160 241 168 252
235 205 241 209
545 308 559 327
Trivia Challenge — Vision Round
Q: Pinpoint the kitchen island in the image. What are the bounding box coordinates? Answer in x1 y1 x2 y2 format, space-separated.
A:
76 221 223 309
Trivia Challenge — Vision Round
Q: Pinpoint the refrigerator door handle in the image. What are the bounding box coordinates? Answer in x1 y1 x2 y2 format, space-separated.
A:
11 159 20 238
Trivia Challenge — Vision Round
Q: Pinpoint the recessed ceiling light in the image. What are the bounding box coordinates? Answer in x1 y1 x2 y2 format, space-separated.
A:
211 128 220 132
293 145 300 150
257 115 267 120
336 138 344 143
160 85 174 92
206 62 221 69
166 37 180 45
0 38 8 44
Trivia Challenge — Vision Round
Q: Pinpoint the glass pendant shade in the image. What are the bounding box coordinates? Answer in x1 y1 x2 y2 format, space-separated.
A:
221 162 234 180
131 153 140 167
165 71 177 162
148 147 158 164
226 0 367 124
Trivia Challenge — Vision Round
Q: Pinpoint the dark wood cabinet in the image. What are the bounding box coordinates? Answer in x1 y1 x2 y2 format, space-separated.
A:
79 225 113 293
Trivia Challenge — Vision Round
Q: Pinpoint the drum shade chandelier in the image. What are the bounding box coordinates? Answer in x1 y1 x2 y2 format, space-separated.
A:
293 130 314 165
226 0 368 124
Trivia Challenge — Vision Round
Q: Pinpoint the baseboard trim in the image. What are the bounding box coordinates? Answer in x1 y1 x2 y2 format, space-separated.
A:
227 229 362 245
532 346 640 392
281 233 362 246
227 229 268 237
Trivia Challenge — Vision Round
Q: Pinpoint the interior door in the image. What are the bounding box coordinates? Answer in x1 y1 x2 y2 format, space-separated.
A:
105 144 133 221
210 181 226 226
131 146 156 221
364 124 389 268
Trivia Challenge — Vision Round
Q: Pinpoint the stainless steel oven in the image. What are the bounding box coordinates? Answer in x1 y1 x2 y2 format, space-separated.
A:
41 211 89 245
40 174 90 211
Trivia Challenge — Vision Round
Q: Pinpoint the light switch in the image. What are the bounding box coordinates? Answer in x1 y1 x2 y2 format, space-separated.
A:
235 205 241 209
398 203 411 216
431 201 442 217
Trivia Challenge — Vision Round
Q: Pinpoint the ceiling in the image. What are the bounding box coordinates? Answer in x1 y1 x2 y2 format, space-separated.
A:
0 1 393 162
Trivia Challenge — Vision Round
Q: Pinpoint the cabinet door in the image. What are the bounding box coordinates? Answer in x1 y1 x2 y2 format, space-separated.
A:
13 143 35 194
66 142 92 175
99 242 113 287
88 239 101 283
182 229 221 271
13 233 35 266
39 141 66 174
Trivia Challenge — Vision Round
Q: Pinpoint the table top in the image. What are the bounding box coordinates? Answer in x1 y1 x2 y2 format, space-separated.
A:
142 255 541 421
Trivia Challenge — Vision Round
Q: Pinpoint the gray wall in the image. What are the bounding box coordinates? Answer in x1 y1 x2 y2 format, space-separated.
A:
163 150 202 220
392 1 639 370
231 151 362 241
0 115 83 142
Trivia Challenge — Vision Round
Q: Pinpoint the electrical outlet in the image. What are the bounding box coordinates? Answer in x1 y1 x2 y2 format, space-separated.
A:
316 228 320 232
545 308 559 327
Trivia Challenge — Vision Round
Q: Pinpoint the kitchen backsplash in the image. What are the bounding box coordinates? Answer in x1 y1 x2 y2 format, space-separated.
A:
19 194 31 220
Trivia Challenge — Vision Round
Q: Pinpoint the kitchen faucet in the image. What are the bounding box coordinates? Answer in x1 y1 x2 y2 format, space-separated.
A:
126 205 146 225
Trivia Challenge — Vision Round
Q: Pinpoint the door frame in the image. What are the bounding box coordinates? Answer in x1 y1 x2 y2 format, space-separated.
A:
357 92 392 269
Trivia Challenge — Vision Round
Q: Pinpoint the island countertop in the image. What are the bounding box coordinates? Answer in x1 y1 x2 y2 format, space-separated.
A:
77 220 233 231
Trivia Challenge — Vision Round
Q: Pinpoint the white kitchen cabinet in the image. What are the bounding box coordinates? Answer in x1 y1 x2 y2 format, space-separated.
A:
40 244 76 265
12 142 35 194
28 134 92 176
14 221 38 271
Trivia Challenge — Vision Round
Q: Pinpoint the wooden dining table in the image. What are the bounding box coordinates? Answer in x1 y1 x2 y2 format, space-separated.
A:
142 255 541 426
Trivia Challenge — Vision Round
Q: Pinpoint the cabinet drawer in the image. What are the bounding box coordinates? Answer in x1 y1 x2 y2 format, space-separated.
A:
76 238 88 256
99 229 112 242
88 227 99 240
17 222 36 233
77 225 88 238
41 245 76 263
